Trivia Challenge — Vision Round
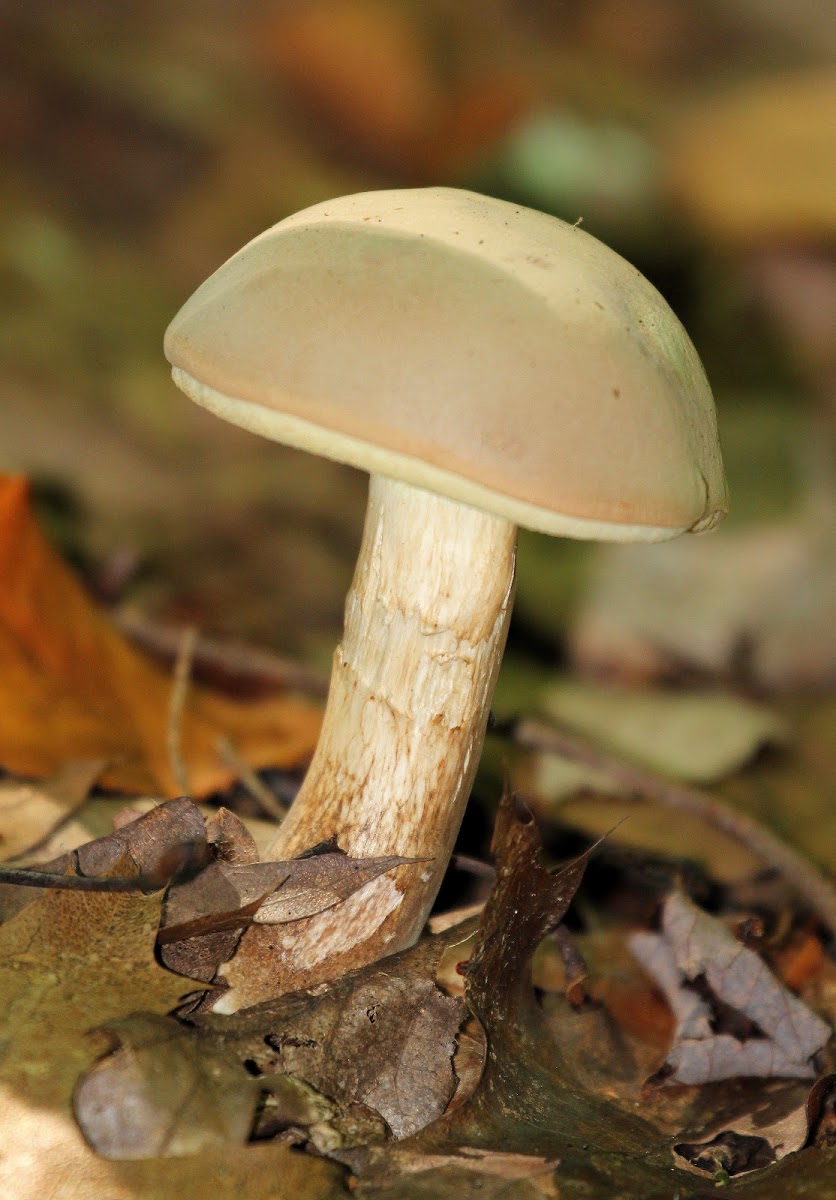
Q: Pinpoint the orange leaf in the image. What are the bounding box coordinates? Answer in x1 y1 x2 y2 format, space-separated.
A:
0 476 321 796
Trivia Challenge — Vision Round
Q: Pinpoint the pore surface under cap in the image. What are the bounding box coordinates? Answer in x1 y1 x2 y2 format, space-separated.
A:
165 187 727 540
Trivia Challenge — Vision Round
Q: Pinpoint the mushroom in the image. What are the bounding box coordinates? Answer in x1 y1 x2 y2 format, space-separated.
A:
165 187 726 996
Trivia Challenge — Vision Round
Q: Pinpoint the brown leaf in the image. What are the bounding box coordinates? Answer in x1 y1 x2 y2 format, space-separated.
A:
0 475 321 796
0 887 189 1191
672 1083 811 1179
76 918 475 1161
629 892 831 1084
159 851 421 985
0 796 208 925
344 795 668 1194
198 919 476 1144
0 884 342 1198
217 854 436 1008
75 1012 262 1158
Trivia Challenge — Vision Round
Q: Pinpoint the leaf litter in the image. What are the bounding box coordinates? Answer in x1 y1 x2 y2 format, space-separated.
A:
0 774 830 1196
630 891 830 1085
0 474 321 797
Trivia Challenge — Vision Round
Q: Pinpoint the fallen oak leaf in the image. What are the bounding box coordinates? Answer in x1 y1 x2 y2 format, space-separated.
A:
343 793 671 1196
0 475 321 796
629 891 832 1084
0 887 198 1192
0 887 343 1199
77 917 478 1158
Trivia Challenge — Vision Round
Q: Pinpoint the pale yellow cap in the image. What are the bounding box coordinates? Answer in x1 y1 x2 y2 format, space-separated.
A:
165 187 727 542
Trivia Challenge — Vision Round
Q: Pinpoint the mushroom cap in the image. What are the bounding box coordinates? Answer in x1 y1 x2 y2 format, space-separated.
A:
165 187 727 541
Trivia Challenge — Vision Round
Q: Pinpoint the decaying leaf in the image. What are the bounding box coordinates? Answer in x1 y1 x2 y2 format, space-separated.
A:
0 475 321 796
78 917 477 1159
159 849 421 983
630 892 831 1084
75 1012 262 1159
344 795 670 1195
0 883 343 1199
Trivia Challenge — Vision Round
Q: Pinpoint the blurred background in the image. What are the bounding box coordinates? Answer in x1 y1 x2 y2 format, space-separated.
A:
1 0 834 705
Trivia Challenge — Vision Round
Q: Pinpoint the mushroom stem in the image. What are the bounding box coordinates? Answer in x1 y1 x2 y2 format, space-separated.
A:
260 475 516 979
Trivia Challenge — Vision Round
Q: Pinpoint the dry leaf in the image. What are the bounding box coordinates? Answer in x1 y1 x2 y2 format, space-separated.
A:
666 67 836 244
0 796 207 925
159 850 421 984
0 475 321 796
75 1012 262 1158
201 919 475 1144
77 918 476 1160
572 519 836 693
540 682 786 787
0 887 191 1193
630 892 831 1084
673 1085 811 1178
0 759 105 861
343 795 654 1192
0 884 342 1199
217 854 436 1008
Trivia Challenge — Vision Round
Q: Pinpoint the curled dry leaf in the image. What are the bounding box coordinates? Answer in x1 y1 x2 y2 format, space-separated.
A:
672 1083 811 1179
75 1012 263 1159
159 849 422 984
0 475 321 797
630 891 831 1084
0 796 207 925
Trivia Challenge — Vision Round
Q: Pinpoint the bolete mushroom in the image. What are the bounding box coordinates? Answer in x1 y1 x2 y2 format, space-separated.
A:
165 187 726 994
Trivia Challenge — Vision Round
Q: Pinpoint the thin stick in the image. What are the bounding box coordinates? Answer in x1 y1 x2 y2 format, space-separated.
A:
551 924 588 1007
217 735 287 822
502 716 836 944
167 626 198 795
117 610 329 698
0 840 210 892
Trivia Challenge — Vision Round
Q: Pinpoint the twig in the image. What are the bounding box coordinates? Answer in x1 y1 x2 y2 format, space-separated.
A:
167 626 198 795
116 609 329 698
500 716 836 945
453 853 497 880
0 840 210 893
217 735 287 822
551 924 588 1007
